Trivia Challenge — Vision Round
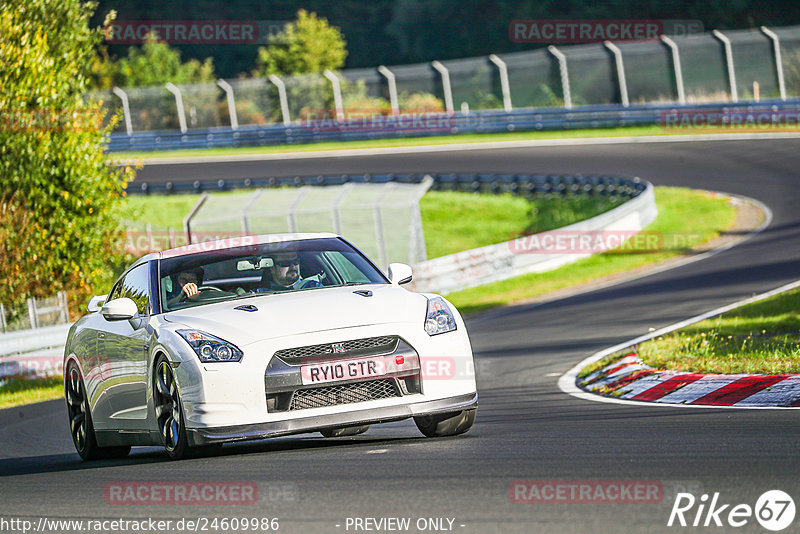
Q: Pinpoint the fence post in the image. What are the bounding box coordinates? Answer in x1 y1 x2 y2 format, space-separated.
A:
111 86 133 135
165 82 188 133
488 54 513 112
604 41 630 107
58 291 69 324
0 303 6 333
183 193 209 244
377 66 400 116
27 298 38 329
712 30 738 102
323 70 345 122
761 27 787 101
241 190 264 235
431 61 454 114
287 187 309 233
411 175 434 264
331 183 353 235
216 79 239 130
268 75 291 126
660 35 686 105
547 46 572 109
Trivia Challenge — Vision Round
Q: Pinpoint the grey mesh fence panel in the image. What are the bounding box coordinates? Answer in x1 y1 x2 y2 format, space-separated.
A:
673 33 729 102
497 49 562 108
389 63 444 113
561 43 616 105
340 68 389 116
86 90 125 133
228 78 277 125
727 30 779 99
242 188 304 233
126 85 180 131
379 185 419 267
442 57 503 110
283 73 333 121
189 192 256 241
775 27 800 97
336 185 386 262
616 41 676 103
177 82 224 129
293 187 339 233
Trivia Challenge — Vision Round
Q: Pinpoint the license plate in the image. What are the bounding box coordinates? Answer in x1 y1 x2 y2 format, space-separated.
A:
301 357 385 385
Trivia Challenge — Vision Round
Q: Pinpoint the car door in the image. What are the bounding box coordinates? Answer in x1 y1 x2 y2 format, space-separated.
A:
98 262 152 428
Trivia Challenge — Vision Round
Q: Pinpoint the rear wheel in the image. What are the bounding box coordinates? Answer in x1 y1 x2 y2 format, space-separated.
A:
319 425 370 438
65 361 130 460
153 356 190 460
414 409 476 438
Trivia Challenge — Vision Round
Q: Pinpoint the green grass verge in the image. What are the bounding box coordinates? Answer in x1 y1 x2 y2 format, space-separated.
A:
120 190 625 260
638 288 800 374
110 125 669 160
0 376 62 410
446 187 738 315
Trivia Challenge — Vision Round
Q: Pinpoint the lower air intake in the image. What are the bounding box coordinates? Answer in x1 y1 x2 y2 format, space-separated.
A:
289 379 400 411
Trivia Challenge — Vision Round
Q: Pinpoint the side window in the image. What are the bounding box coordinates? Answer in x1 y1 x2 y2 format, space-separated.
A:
324 251 371 283
116 263 151 315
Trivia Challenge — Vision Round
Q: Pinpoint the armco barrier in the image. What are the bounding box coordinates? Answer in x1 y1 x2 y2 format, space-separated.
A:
407 179 656 294
107 99 800 153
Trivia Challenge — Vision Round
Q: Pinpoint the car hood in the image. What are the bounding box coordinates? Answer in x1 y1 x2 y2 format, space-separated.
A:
162 284 428 346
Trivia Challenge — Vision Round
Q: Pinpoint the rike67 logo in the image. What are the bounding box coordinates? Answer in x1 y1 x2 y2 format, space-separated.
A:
668 490 795 531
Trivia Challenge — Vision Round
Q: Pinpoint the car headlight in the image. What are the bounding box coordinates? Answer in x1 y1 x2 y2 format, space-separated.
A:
177 329 243 362
424 296 457 336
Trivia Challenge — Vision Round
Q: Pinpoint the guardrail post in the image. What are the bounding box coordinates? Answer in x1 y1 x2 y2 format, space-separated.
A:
268 75 291 126
183 193 208 244
165 82 188 133
660 35 686 105
431 61 454 114
216 79 239 130
604 41 629 107
761 26 787 101
547 46 572 109
712 30 738 102
377 65 400 116
488 54 513 111
111 87 133 135
323 70 345 122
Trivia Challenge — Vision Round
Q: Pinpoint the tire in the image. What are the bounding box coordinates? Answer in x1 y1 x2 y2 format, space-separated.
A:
319 425 370 438
65 361 130 460
153 355 190 460
414 409 476 438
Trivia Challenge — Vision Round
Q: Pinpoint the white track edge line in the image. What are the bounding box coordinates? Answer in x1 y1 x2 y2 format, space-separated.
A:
120 132 800 166
558 276 800 410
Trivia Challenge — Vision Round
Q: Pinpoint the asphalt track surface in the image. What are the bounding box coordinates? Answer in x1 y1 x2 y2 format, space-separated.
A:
2 138 800 533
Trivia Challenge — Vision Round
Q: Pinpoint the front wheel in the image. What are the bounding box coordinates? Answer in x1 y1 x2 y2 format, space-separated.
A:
153 356 190 460
414 409 476 438
65 361 130 460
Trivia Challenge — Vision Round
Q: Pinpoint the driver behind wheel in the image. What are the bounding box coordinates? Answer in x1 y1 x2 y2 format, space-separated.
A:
256 252 322 292
167 267 204 306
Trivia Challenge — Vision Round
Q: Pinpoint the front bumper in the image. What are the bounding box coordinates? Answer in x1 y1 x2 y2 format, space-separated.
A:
186 391 477 446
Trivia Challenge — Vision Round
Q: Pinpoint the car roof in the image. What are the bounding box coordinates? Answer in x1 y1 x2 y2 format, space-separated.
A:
157 232 341 260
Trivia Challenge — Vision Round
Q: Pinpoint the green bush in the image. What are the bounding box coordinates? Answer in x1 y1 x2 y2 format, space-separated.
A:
0 0 134 314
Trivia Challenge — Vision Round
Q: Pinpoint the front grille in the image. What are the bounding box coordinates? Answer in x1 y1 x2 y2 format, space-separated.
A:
289 379 400 410
275 336 397 364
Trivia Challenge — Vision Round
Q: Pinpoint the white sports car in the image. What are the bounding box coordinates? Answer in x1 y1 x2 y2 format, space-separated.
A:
64 233 477 460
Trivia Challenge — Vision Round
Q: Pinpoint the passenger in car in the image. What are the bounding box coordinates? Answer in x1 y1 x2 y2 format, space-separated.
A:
166 267 205 306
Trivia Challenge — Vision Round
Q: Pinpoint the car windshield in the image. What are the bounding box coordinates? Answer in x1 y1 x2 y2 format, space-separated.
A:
158 237 388 312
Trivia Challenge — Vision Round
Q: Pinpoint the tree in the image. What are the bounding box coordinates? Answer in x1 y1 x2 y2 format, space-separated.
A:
255 10 347 77
114 34 215 87
0 0 134 314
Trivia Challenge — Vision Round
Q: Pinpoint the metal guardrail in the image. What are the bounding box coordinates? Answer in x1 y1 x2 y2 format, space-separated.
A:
108 99 800 154
129 170 649 197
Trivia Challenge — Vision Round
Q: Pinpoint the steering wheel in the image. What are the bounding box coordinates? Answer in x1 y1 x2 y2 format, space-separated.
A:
179 286 225 301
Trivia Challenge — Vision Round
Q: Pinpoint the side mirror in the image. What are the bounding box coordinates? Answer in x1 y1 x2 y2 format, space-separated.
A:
87 294 108 313
387 263 413 285
101 297 138 321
